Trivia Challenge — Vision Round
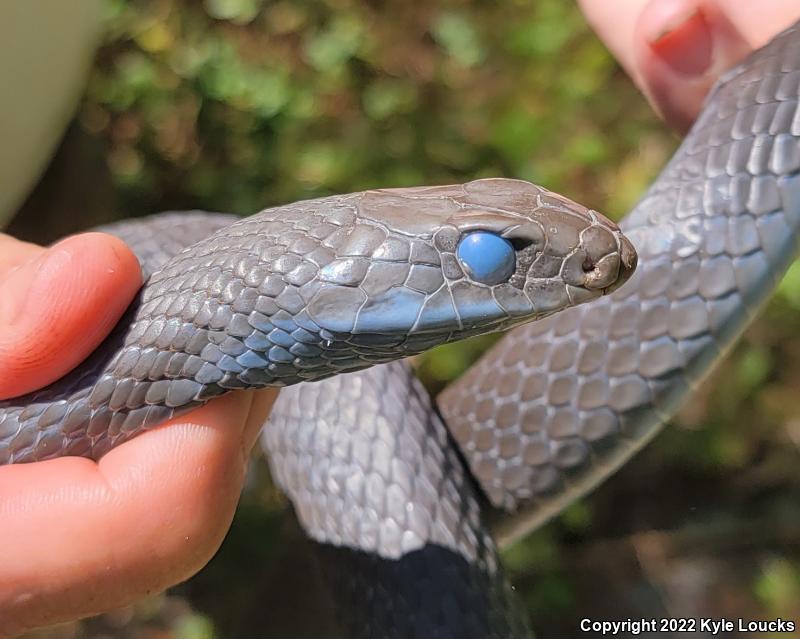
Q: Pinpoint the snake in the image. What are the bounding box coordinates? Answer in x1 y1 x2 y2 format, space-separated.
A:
264 17 800 637
1 15 799 639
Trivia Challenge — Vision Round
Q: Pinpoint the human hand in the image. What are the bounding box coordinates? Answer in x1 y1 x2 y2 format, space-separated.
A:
578 0 800 131
0 232 276 637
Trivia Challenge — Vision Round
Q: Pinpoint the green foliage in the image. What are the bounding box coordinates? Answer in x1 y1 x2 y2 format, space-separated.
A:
82 0 674 387
777 259 800 309
175 614 216 639
754 557 800 614
432 12 486 67
59 0 800 635
84 0 670 226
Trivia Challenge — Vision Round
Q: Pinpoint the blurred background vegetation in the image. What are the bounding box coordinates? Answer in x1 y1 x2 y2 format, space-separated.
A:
13 0 799 637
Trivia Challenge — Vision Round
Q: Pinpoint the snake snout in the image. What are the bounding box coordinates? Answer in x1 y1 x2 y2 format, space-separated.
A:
581 233 636 294
567 220 637 293
607 235 637 293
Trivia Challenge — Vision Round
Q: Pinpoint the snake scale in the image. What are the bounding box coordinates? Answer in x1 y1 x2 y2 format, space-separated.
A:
267 17 800 637
1 16 799 639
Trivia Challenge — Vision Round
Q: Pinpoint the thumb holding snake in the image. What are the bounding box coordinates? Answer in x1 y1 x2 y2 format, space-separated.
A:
1 0 799 636
0 233 276 636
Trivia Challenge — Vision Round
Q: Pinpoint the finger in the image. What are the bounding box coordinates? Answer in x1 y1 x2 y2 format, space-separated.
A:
0 232 141 399
579 0 800 131
578 0 649 84
709 0 800 46
634 0 757 132
0 235 41 274
0 388 278 636
241 387 280 453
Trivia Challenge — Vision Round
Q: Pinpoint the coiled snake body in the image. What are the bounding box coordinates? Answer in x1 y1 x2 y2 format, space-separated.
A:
2 17 800 639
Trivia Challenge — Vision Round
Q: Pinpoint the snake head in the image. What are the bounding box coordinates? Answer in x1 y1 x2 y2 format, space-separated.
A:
305 178 636 356
102 178 637 393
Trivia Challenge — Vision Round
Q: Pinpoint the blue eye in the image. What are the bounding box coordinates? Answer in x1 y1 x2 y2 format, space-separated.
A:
456 232 516 285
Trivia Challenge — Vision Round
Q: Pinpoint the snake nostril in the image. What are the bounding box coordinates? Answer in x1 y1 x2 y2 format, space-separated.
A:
582 257 595 273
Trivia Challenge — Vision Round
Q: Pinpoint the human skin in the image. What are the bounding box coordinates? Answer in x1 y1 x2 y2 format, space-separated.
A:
2 0 799 635
0 233 276 637
578 0 800 132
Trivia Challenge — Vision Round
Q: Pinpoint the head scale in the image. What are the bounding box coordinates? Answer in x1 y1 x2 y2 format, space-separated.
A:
304 178 636 359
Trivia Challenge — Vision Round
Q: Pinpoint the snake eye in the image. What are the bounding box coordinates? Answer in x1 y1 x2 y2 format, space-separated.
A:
456 231 516 285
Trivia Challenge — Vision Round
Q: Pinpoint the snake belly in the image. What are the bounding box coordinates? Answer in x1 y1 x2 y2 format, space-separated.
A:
265 17 800 637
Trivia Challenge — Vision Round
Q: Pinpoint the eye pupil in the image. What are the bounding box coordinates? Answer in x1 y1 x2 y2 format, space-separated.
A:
456 232 516 285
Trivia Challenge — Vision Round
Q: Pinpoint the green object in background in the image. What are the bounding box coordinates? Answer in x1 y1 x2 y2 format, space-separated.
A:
18 0 800 636
0 0 101 227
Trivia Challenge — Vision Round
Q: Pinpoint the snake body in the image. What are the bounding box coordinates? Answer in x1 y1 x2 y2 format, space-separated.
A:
0 181 632 465
1 15 799 639
266 17 800 636
443 18 800 541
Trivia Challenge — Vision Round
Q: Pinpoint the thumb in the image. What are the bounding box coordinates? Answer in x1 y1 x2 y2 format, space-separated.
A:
0 233 141 399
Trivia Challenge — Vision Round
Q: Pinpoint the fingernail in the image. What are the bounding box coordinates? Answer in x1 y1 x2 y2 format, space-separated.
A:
644 5 713 76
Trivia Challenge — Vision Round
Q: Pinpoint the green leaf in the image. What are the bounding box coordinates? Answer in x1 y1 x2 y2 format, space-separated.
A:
204 0 261 25
432 12 486 68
